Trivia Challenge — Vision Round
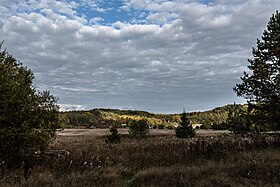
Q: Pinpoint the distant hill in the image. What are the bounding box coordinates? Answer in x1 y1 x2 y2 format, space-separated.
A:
188 104 245 129
58 104 246 129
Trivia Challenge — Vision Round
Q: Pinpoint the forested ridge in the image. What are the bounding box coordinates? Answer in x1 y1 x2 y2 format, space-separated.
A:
58 104 245 129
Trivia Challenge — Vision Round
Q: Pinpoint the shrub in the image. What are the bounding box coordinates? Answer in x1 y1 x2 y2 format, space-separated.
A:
158 124 165 129
166 125 174 129
128 120 149 138
226 103 253 134
200 123 212 129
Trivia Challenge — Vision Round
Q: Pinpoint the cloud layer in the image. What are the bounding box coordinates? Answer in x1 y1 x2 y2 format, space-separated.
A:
0 0 279 113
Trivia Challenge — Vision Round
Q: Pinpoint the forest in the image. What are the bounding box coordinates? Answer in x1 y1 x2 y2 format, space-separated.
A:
58 104 245 130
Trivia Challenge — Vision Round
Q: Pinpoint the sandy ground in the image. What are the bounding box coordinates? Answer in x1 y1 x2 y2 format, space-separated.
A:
56 128 230 137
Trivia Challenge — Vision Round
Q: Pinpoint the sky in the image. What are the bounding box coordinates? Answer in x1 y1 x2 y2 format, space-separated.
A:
0 0 279 113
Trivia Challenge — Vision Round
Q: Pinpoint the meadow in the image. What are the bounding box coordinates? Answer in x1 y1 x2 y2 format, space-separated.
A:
1 129 280 187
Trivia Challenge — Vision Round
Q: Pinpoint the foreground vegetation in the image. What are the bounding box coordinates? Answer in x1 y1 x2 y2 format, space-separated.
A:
0 42 59 175
1 130 280 187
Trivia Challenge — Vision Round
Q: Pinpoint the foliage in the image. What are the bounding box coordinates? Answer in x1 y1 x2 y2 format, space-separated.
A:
0 44 59 176
58 113 71 128
176 110 195 138
189 104 245 129
226 103 253 134
200 123 211 129
212 122 227 130
2 131 280 186
105 126 121 144
58 104 248 130
234 11 280 129
128 120 149 138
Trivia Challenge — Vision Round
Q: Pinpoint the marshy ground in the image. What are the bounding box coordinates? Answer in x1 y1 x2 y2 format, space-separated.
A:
1 129 280 187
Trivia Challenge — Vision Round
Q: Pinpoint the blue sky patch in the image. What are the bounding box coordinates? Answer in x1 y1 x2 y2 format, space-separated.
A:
76 0 138 25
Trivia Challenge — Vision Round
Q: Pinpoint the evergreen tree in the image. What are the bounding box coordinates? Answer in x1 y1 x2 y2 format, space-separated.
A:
0 43 59 178
234 11 280 129
105 126 121 144
176 110 195 138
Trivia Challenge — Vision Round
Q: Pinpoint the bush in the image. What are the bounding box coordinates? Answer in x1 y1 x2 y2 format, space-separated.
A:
226 103 253 134
163 122 178 129
166 125 174 129
129 120 149 138
212 122 228 130
200 123 211 129
105 126 121 144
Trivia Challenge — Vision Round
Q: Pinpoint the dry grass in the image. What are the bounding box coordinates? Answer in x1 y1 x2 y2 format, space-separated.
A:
1 129 280 187
57 128 230 137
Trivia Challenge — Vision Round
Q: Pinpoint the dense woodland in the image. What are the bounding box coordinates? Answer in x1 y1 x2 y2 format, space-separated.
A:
58 104 245 130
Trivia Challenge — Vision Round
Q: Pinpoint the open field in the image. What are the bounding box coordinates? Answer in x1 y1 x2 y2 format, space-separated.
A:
1 129 280 187
57 128 230 137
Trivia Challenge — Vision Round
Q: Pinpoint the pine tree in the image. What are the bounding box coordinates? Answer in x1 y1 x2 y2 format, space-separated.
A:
176 110 195 138
234 11 280 129
105 126 121 144
0 43 59 178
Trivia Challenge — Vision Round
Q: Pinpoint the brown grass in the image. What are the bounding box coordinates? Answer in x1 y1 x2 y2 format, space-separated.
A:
57 128 230 137
1 129 280 187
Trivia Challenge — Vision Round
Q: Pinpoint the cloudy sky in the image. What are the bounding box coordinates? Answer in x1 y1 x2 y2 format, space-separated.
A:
0 0 279 113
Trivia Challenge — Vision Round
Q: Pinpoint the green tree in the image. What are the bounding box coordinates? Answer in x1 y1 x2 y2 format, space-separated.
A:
105 126 121 144
176 110 195 138
58 113 71 128
128 120 149 138
226 103 253 134
234 11 280 130
0 43 59 178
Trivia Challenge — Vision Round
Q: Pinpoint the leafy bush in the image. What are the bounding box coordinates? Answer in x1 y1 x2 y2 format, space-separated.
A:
226 103 253 134
128 120 149 137
166 125 174 129
158 124 165 129
200 123 211 129
212 122 228 130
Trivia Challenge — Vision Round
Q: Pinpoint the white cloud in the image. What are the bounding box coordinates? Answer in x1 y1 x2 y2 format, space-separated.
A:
78 0 113 13
59 104 86 111
53 86 101 93
89 17 104 25
147 12 178 23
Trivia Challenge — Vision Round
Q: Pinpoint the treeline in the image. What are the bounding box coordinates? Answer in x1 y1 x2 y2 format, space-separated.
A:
59 108 180 129
189 104 245 129
58 104 246 129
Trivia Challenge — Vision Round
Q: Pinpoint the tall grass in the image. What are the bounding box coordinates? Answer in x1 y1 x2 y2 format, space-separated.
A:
1 132 280 186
